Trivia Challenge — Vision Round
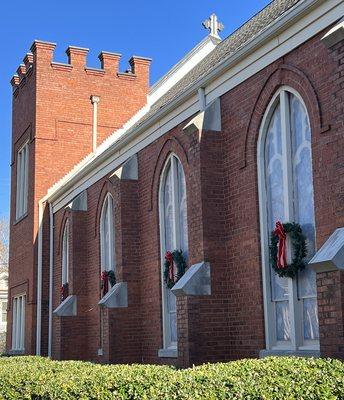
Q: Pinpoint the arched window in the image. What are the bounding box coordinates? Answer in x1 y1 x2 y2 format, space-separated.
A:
100 194 115 273
258 87 319 351
159 154 188 351
61 221 69 285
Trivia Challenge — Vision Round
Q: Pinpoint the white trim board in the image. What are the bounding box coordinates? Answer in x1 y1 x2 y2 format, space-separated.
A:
48 0 343 213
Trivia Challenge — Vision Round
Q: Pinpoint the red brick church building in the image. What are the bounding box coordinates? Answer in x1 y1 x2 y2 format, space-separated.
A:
7 0 344 366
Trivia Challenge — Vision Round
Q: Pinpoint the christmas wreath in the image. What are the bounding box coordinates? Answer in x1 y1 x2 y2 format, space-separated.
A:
164 250 187 289
269 221 307 278
101 270 116 297
60 283 69 302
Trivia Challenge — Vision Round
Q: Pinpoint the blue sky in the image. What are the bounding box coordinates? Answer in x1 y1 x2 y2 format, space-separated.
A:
0 0 269 219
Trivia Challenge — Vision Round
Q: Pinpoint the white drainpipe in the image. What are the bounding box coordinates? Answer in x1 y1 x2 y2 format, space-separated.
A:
36 199 44 355
48 203 54 357
91 95 100 152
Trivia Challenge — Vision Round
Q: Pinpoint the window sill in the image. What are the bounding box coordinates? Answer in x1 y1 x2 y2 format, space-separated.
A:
8 349 25 355
13 213 28 225
259 348 320 358
158 348 178 358
53 295 77 316
98 282 128 308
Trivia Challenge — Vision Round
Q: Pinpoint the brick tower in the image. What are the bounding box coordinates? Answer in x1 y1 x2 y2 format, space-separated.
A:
8 40 151 354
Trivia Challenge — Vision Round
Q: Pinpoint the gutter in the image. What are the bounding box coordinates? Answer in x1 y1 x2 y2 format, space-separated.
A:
36 199 44 355
48 203 54 357
36 194 49 356
46 0 327 206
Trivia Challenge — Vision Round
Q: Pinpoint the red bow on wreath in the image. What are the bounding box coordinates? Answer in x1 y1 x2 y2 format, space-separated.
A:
165 251 175 283
274 221 287 269
101 271 109 296
164 250 187 289
101 270 116 297
60 283 69 302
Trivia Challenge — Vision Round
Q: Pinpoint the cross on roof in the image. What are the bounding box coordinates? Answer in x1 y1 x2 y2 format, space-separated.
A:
202 14 224 39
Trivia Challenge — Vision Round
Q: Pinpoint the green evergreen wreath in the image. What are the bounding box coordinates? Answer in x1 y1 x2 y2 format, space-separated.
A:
164 250 187 289
269 222 307 278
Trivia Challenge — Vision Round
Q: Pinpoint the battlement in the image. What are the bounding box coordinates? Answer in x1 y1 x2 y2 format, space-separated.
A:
10 40 152 92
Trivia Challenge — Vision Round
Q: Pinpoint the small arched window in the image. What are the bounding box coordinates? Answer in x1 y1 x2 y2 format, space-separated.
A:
61 220 69 285
100 194 115 273
258 87 319 351
159 154 188 351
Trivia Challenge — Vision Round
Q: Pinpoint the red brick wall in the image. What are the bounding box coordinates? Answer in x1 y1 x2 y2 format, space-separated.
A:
50 27 344 364
313 37 344 359
8 40 151 354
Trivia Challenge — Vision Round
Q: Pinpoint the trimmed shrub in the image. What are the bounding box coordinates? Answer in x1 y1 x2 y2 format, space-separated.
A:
0 356 342 399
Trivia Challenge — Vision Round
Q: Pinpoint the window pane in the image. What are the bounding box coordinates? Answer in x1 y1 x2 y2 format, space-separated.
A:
104 200 110 270
16 151 22 219
17 297 22 350
16 144 29 219
21 296 25 350
101 195 115 271
167 290 177 343
100 196 115 273
163 163 174 252
12 298 17 349
2 301 7 323
62 223 69 285
272 274 289 301
23 145 28 214
170 310 177 343
177 159 188 258
107 196 114 272
290 93 318 343
265 101 290 341
298 267 316 298
303 298 319 340
291 95 315 258
276 301 291 341
265 103 284 230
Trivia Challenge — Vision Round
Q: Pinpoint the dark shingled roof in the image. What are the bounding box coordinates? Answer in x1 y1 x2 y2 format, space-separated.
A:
137 0 302 127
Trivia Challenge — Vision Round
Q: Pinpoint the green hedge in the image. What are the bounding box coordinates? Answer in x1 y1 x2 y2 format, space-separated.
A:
0 356 343 399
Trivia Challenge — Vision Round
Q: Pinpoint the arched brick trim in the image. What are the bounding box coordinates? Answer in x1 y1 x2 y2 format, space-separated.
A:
148 136 189 211
94 179 115 238
57 209 70 253
242 63 325 169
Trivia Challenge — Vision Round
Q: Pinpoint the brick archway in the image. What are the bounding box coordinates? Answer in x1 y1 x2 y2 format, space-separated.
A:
243 63 324 169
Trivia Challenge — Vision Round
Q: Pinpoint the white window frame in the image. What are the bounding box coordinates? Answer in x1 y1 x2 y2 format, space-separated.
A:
257 86 319 352
11 294 26 351
1 299 7 326
100 193 115 273
15 141 29 220
158 154 188 351
62 220 69 285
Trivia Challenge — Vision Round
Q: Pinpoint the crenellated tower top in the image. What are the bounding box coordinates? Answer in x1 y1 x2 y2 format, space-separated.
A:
10 40 152 93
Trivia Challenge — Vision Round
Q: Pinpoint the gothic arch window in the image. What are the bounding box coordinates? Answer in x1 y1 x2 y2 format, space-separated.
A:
257 86 319 351
61 220 69 285
159 154 188 351
100 194 115 273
